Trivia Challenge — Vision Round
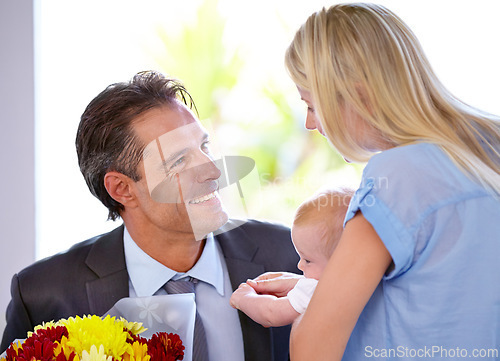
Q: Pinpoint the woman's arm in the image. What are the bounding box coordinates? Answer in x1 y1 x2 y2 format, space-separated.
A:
290 212 392 361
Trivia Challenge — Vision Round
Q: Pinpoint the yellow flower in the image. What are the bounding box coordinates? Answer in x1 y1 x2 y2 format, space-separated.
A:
123 341 150 361
54 335 76 360
60 315 133 360
117 317 147 337
80 345 113 361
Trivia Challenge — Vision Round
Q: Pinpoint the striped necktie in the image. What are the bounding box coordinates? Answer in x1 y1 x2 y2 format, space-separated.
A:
164 277 209 361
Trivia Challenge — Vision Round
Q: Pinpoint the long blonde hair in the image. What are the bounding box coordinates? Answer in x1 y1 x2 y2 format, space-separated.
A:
285 3 500 195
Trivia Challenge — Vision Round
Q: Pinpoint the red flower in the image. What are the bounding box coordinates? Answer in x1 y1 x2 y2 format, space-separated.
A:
54 350 77 361
146 333 185 361
26 326 68 347
4 344 20 361
3 326 68 361
5 339 55 361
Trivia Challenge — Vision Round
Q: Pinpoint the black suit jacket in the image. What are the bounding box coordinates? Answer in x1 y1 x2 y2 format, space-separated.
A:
1 219 300 360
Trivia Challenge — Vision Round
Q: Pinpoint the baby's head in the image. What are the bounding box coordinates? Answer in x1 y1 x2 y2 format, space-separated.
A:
292 188 354 279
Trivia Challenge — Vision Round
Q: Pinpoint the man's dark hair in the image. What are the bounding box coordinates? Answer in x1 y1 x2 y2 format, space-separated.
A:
76 70 196 221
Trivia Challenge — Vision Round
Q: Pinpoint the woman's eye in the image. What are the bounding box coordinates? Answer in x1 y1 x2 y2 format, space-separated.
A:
307 106 315 113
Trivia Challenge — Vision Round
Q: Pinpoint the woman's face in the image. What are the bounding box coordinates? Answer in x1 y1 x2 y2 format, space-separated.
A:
297 86 390 155
297 87 325 136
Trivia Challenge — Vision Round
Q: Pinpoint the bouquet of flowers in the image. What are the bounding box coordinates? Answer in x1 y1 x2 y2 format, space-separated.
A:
0 315 184 361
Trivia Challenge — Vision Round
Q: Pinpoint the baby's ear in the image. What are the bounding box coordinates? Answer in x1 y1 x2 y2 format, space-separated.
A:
104 171 137 208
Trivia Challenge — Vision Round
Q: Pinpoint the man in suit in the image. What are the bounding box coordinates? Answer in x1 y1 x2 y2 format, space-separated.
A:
1 71 299 360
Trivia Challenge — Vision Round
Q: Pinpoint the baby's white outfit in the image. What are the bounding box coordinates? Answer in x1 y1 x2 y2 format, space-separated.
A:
287 278 318 314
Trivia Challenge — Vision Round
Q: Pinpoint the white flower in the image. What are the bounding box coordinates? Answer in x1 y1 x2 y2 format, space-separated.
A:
80 345 113 361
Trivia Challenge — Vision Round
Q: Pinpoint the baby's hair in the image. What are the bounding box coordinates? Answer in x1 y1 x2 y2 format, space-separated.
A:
293 187 354 257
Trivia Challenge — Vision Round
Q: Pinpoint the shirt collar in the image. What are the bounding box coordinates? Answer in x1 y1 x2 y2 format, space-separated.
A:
123 227 224 297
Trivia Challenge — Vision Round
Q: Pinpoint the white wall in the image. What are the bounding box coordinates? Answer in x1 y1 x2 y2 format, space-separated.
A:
0 0 36 338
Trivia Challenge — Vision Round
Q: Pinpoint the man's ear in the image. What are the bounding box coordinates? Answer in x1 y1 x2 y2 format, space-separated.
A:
104 171 137 208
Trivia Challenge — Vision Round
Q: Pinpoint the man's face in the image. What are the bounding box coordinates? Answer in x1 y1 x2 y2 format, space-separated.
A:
131 102 228 240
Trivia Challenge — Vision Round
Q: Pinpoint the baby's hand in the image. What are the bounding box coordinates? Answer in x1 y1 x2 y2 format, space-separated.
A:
230 279 301 327
230 282 257 310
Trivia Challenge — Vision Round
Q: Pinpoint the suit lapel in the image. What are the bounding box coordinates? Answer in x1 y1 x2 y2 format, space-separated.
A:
216 221 273 361
82 222 279 359
84 225 130 316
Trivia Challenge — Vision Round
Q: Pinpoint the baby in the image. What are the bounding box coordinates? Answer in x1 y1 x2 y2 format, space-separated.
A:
230 188 354 327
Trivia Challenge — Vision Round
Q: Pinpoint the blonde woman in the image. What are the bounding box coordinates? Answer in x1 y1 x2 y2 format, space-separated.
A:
248 3 500 360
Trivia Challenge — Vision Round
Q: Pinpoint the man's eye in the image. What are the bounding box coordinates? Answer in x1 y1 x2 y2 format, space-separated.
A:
304 259 311 264
201 141 211 153
170 157 185 169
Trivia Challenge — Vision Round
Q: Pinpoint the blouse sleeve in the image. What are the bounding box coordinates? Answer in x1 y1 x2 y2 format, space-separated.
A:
344 161 416 280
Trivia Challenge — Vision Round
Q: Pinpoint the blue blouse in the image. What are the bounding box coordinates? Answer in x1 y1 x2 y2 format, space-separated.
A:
343 143 500 360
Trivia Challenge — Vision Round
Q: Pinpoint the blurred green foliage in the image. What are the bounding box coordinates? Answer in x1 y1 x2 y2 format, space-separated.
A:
155 0 242 121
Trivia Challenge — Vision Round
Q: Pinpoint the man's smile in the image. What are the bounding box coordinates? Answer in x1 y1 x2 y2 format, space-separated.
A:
188 190 219 204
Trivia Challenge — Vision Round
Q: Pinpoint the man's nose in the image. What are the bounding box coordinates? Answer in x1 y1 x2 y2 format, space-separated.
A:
195 154 221 182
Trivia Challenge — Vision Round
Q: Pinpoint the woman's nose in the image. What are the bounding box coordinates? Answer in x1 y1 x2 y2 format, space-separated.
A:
305 113 317 130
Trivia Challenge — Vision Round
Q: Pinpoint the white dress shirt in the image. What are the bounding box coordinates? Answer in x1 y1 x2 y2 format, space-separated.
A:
123 227 245 361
